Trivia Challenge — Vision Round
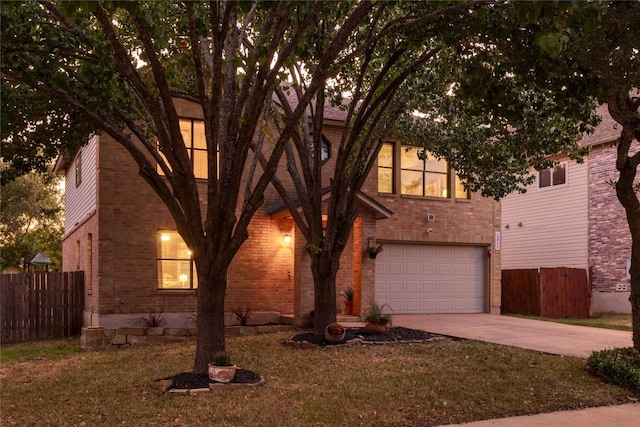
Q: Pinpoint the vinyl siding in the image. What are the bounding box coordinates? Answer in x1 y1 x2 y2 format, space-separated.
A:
501 159 588 269
64 136 97 233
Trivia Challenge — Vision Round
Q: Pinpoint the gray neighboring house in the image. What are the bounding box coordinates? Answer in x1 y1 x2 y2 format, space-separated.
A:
502 105 635 314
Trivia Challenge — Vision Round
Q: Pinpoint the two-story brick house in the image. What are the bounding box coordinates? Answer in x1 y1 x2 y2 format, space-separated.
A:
55 98 501 329
501 105 635 314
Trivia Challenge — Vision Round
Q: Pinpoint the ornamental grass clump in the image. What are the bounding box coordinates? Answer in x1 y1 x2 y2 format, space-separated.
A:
212 351 233 367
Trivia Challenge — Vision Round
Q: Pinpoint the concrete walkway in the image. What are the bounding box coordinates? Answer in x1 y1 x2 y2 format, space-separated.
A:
392 313 632 358
390 314 638 426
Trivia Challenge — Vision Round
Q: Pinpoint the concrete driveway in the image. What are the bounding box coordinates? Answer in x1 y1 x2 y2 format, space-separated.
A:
392 313 633 358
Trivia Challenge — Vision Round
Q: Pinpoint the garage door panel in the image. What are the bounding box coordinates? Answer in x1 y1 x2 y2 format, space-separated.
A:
437 299 452 311
438 264 453 276
387 298 405 313
376 244 485 314
422 263 436 276
405 299 421 311
422 280 436 293
405 262 421 276
438 281 452 293
421 299 436 311
388 280 403 293
405 280 420 293
388 262 403 276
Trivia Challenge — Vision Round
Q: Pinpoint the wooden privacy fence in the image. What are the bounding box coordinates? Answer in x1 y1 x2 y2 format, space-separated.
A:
1 272 84 343
501 267 591 318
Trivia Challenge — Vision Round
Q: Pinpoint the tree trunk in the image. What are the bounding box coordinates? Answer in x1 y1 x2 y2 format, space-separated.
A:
617 173 640 351
192 264 228 374
312 254 339 335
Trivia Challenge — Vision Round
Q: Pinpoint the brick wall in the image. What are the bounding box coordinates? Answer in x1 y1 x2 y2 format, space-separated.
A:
588 144 633 292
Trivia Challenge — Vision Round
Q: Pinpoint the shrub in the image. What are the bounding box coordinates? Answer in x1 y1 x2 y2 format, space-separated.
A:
128 309 166 328
363 302 392 325
586 347 640 394
230 304 256 326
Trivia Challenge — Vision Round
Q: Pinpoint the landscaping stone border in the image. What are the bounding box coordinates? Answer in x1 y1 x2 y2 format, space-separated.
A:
81 324 296 351
150 375 266 394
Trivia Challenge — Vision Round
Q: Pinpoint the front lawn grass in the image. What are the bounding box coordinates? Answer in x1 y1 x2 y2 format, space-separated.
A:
1 331 634 427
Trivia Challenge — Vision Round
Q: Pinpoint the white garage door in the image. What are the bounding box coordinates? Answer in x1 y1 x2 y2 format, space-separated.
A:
375 244 485 314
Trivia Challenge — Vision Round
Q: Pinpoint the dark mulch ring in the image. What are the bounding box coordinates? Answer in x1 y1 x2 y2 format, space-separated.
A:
162 368 263 390
290 326 448 346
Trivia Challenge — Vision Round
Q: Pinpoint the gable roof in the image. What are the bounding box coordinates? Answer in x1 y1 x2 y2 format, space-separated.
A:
276 85 351 123
266 188 393 220
578 104 621 147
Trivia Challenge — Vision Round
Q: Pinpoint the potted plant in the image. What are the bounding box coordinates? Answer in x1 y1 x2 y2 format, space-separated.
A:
340 287 354 315
366 243 384 259
363 302 392 334
324 321 346 343
208 351 236 383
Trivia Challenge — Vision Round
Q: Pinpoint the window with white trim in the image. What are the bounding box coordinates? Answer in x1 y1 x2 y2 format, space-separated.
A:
538 163 567 189
157 230 197 289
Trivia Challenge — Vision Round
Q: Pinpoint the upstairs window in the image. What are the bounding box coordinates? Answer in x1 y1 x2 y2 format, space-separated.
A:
401 146 448 197
180 119 208 179
157 230 197 290
309 134 331 165
377 143 394 193
158 119 213 179
455 175 470 199
538 163 567 189
75 150 82 187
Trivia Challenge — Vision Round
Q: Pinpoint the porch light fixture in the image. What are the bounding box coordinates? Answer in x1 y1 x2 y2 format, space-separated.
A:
283 234 292 245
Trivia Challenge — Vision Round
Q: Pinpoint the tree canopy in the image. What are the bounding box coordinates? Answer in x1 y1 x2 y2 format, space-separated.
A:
0 163 63 272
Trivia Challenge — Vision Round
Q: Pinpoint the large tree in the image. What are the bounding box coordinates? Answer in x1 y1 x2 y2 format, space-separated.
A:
0 164 64 272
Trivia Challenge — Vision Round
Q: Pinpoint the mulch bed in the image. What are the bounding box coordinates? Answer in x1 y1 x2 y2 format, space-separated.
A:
162 327 447 390
161 368 263 390
290 326 447 346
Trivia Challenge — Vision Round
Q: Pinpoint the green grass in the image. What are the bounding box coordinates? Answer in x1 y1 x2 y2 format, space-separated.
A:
0 332 635 427
509 313 633 331
0 336 81 363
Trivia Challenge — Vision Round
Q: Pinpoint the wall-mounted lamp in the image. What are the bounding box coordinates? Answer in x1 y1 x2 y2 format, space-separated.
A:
282 234 292 245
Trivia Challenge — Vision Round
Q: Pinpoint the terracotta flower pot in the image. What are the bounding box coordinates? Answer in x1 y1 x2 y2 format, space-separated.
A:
344 301 353 315
324 324 346 342
364 321 390 334
208 364 237 383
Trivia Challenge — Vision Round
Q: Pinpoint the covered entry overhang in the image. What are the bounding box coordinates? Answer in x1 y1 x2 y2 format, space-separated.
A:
266 190 393 324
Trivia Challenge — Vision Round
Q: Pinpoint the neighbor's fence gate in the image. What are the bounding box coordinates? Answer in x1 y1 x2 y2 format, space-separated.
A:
501 267 591 318
1 272 84 343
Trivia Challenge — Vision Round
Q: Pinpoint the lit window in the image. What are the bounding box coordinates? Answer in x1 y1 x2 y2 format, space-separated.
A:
157 230 197 289
538 163 567 189
455 174 470 199
158 119 213 179
401 146 448 198
377 143 394 193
